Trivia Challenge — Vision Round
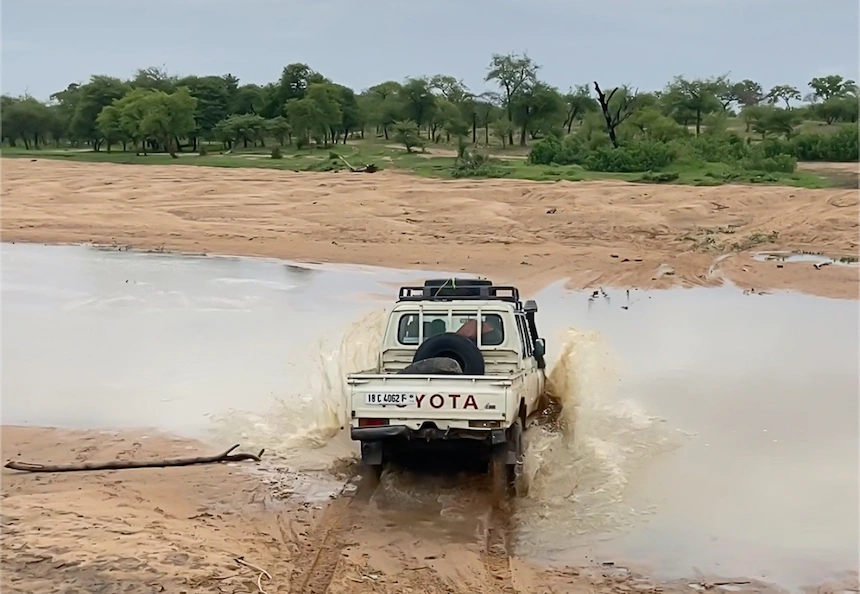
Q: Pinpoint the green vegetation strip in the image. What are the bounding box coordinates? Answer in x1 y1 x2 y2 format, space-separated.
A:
2 57 857 188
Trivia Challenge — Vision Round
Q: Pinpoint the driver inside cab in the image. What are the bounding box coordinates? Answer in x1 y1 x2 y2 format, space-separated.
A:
455 317 502 345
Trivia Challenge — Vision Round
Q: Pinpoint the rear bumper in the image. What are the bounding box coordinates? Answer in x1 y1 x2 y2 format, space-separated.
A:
351 425 507 444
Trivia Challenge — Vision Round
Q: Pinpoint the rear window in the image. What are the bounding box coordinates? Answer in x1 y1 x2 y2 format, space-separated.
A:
397 313 504 346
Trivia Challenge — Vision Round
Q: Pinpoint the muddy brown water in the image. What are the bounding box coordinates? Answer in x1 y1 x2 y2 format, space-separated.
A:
2 243 857 590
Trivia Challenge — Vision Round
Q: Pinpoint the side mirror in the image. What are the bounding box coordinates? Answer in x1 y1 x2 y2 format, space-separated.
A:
533 338 546 358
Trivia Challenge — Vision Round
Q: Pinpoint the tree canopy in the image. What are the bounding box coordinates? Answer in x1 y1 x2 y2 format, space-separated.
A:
2 54 856 166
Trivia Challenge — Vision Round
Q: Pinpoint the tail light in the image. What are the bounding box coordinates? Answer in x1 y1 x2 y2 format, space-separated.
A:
358 418 389 427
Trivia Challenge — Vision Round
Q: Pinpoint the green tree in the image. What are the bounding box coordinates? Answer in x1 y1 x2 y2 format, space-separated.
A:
232 84 265 115
95 104 125 151
266 116 291 146
132 87 198 156
731 79 765 109
1 96 54 148
397 78 436 131
331 84 361 143
563 84 599 133
130 66 177 92
265 63 328 118
111 88 153 153
485 53 539 145
491 118 515 149
393 120 423 153
68 76 130 149
662 76 725 135
748 105 800 139
808 75 858 102
214 114 267 149
179 75 231 147
766 85 801 109
363 81 403 139
810 97 859 124
511 82 566 144
286 83 342 146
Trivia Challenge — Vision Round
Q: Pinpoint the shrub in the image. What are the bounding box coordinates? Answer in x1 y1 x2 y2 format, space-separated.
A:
689 133 748 163
270 146 283 159
741 148 796 173
451 150 502 178
528 136 563 165
198 145 209 156
791 126 858 162
583 141 676 172
634 171 680 183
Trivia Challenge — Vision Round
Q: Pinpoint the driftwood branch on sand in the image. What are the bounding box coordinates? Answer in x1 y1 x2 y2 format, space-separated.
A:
4 444 265 474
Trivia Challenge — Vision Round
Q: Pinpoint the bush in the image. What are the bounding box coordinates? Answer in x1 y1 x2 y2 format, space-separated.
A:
270 146 283 159
689 133 748 163
528 136 563 165
791 126 858 162
451 150 502 178
198 145 209 156
634 171 680 183
583 141 676 172
741 148 796 173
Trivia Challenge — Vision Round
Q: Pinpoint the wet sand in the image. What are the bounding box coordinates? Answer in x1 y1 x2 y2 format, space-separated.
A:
2 160 858 593
2 159 858 299
7 428 850 594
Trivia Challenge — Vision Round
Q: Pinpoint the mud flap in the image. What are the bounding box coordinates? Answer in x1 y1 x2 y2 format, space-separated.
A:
506 418 523 465
360 440 383 466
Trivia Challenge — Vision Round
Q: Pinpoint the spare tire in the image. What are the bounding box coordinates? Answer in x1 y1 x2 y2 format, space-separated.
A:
398 357 463 375
412 333 485 375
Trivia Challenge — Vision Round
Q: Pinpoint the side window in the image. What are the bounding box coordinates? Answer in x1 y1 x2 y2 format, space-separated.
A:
515 315 528 358
522 317 534 357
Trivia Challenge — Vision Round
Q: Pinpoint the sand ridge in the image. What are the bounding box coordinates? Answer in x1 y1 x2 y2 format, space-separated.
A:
2 159 857 298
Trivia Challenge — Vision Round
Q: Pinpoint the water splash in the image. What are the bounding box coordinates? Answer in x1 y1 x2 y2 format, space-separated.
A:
515 328 684 551
208 308 388 466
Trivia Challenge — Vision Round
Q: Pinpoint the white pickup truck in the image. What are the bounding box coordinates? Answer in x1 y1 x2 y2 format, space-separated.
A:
348 279 547 492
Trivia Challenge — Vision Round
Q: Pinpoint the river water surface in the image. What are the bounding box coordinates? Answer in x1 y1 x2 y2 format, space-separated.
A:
2 243 857 589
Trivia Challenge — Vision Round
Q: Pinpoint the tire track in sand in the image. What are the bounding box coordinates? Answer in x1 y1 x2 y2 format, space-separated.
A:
482 502 518 594
290 476 378 594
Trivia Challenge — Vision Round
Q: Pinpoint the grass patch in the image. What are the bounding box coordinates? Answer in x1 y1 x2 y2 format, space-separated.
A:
0 141 845 188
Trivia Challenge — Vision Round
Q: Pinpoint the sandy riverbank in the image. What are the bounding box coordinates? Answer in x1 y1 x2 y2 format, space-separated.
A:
7 427 854 594
2 159 858 593
2 159 857 299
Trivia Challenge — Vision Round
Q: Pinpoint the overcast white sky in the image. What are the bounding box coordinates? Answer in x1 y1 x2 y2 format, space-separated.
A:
1 0 858 100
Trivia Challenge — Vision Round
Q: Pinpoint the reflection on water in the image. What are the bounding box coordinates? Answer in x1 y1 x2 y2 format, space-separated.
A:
2 243 857 589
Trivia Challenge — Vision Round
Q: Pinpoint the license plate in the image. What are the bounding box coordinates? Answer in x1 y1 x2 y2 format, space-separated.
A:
365 393 416 406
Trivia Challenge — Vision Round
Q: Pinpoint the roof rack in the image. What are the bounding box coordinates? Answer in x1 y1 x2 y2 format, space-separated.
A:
397 279 521 307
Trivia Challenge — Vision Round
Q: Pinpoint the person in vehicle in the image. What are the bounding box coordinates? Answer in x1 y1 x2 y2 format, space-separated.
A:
455 316 502 345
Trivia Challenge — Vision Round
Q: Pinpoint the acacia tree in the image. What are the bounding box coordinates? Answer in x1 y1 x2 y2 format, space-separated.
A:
563 84 598 133
662 76 725 136
485 53 539 146
808 75 858 102
766 85 801 109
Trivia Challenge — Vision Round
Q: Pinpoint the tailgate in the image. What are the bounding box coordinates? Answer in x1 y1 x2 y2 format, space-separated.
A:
348 374 509 422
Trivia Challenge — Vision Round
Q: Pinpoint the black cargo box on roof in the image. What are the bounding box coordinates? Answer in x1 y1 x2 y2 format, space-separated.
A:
398 278 521 306
422 278 492 298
